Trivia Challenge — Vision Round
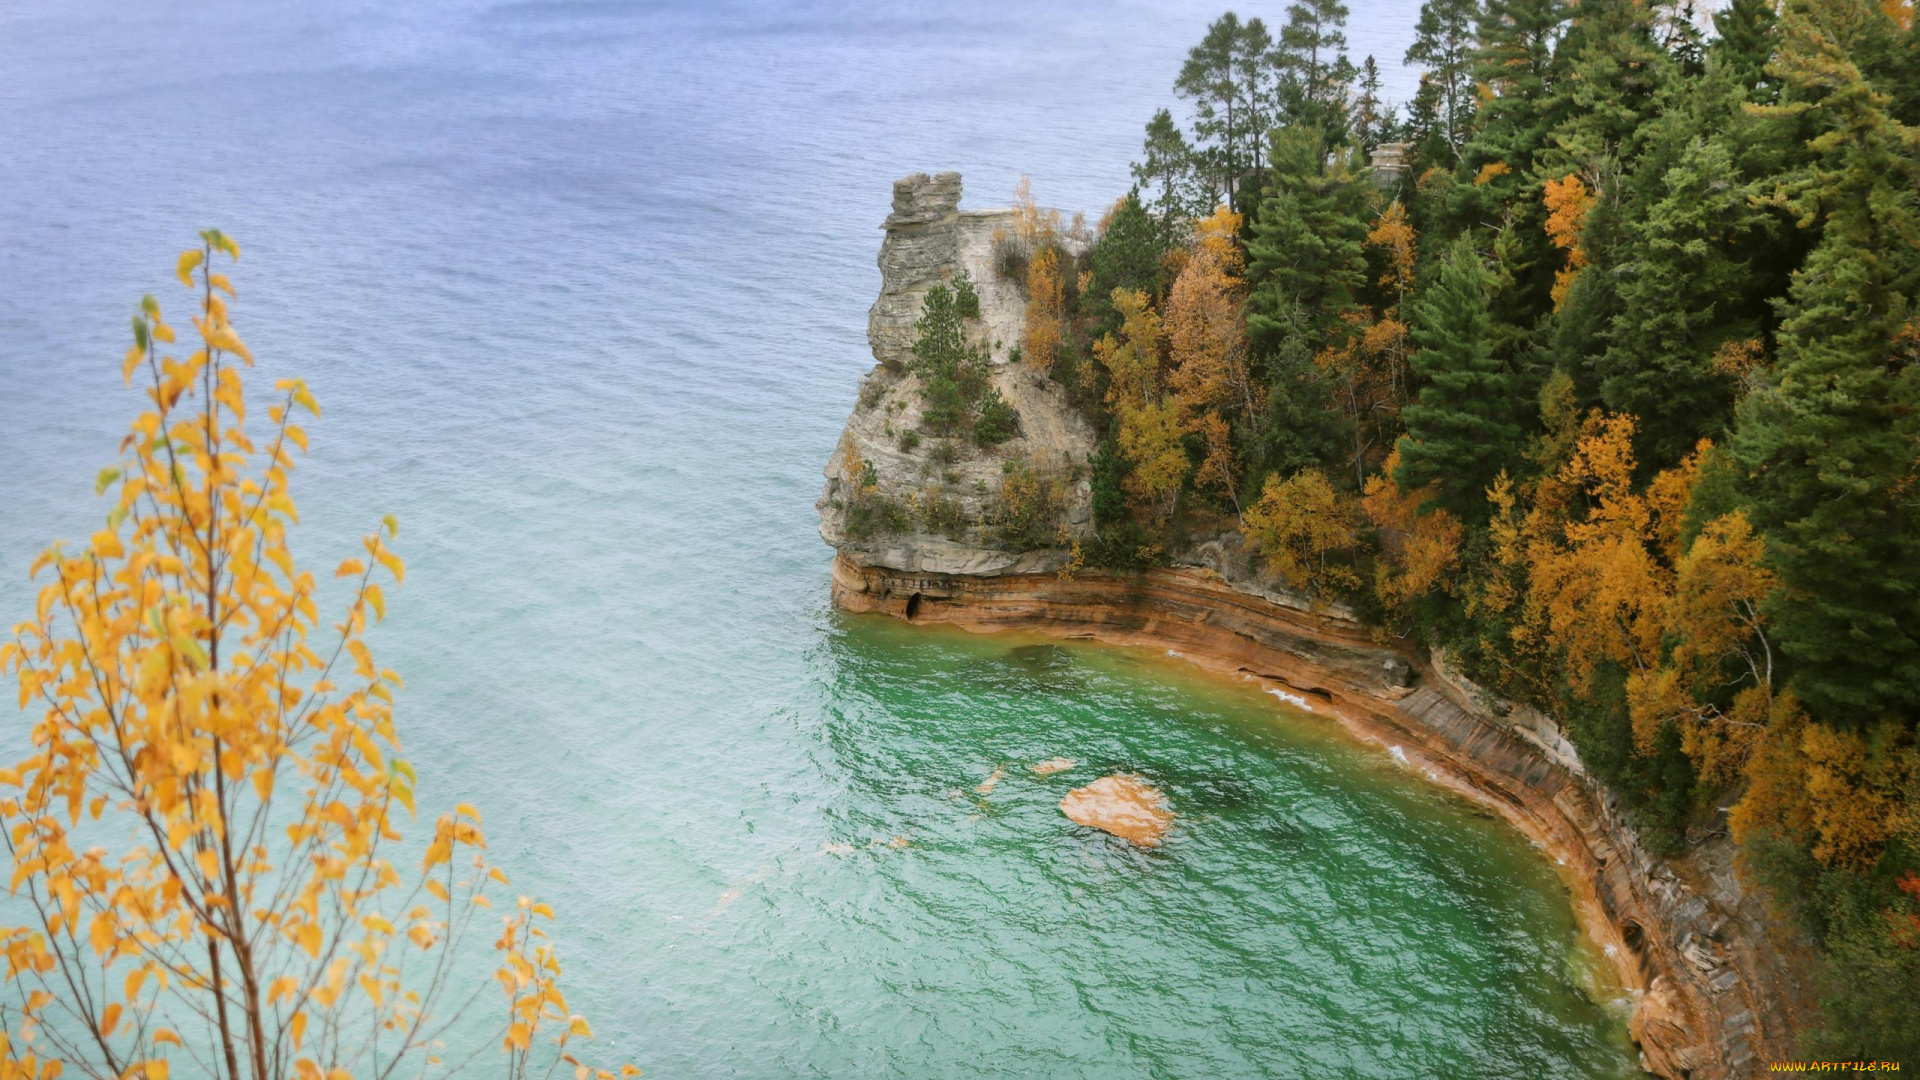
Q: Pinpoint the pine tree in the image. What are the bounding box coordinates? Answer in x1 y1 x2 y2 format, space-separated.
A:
1133 108 1206 221
1245 126 1372 356
1235 17 1281 177
1433 0 1566 295
1540 0 1674 175
1396 236 1520 517
1405 0 1481 160
1086 191 1173 335
1276 0 1358 142
1176 13 1254 209
1712 0 1781 100
1353 55 1390 151
1731 0 1920 722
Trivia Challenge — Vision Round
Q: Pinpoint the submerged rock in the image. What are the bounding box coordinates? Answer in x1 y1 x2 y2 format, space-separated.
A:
1060 774 1172 847
975 766 1004 795
1030 757 1076 776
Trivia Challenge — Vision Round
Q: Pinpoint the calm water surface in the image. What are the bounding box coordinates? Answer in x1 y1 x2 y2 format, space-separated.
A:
0 2 1641 1075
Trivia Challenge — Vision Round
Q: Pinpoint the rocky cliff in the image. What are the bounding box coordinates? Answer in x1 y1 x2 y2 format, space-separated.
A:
819 173 1804 1079
817 172 1096 576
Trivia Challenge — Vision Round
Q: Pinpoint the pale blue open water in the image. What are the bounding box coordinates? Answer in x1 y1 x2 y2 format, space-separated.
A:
0 3 1641 1077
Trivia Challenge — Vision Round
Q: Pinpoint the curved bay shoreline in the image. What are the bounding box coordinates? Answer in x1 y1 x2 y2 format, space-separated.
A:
830 553 1807 1078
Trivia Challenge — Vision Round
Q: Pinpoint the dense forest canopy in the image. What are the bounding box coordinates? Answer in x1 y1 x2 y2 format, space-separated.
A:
953 0 1920 1058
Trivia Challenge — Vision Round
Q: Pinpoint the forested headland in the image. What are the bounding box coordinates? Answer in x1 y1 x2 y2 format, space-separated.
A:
941 0 1920 1057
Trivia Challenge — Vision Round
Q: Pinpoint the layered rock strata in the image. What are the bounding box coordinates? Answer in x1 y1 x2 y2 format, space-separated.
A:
820 173 1803 1079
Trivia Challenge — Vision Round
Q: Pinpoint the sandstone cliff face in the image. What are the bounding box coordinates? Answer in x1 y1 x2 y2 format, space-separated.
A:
818 173 1803 1079
817 173 1097 576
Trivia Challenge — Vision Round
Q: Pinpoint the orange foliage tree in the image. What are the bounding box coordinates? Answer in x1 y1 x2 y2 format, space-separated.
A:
0 237 634 1080
1361 447 1463 614
1166 208 1254 511
1542 173 1593 311
1012 177 1067 370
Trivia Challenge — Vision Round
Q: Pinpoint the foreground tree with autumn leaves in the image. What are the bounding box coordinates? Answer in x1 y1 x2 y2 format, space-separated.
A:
0 238 634 1080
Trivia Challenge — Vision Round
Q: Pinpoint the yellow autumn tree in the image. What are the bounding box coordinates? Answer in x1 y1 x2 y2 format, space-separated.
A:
1243 470 1361 598
1116 398 1189 519
0 236 634 1080
1092 288 1163 411
1363 202 1416 407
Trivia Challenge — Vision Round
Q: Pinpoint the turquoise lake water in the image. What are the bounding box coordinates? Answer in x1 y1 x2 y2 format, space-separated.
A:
0 1 1642 1075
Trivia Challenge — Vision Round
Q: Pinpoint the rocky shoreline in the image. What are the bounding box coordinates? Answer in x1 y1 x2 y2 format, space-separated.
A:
820 172 1806 1078
830 554 1801 1078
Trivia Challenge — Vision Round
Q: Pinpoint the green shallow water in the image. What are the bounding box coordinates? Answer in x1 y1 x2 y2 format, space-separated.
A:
611 616 1643 1078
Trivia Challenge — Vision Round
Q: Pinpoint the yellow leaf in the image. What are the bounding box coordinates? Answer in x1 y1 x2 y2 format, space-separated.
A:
348 638 376 680
456 802 483 823
532 902 555 920
366 583 387 621
153 1030 182 1047
101 1003 123 1036
144 1061 169 1080
296 920 322 958
124 344 145 383
176 249 203 288
91 529 124 559
126 967 149 1002
568 1015 592 1038
426 877 450 903
269 975 298 1004
152 320 176 343
335 558 366 579
291 1010 308 1050
505 1021 531 1051
209 273 236 296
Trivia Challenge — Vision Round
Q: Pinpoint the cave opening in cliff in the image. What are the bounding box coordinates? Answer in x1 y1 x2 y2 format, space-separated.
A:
905 593 922 620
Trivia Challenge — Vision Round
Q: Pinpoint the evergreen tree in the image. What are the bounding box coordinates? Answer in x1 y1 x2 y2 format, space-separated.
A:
1133 108 1206 221
1235 16 1281 177
1086 191 1174 333
1396 236 1520 517
1244 127 1372 355
1249 298 1351 487
1731 0 1920 722
1176 13 1258 209
1404 73 1453 173
1405 0 1481 160
1434 0 1566 292
1711 0 1781 100
1540 0 1673 175
1353 55 1390 150
1276 0 1358 142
